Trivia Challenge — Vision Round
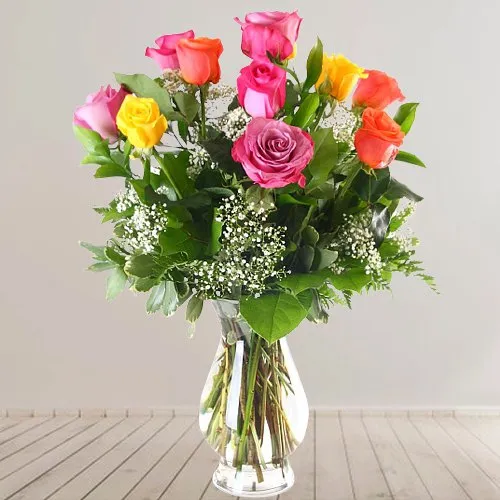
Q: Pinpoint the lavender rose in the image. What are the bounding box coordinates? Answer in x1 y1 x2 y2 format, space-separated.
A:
232 118 314 189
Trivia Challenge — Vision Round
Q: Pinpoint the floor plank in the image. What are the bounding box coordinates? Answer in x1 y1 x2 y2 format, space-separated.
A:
0 417 93 480
411 416 500 500
457 416 500 459
5 417 125 500
340 415 392 499
278 415 315 500
0 420 22 435
388 416 469 500
0 418 115 499
47 417 163 500
435 417 500 489
158 441 218 499
124 421 203 500
315 413 354 500
363 416 431 500
84 416 194 500
0 418 52 447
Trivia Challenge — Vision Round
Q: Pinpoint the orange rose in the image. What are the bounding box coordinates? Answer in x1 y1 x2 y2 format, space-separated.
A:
354 108 405 169
353 70 405 110
176 37 223 86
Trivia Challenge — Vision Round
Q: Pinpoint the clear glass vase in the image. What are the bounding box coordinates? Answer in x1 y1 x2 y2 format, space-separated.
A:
199 300 309 498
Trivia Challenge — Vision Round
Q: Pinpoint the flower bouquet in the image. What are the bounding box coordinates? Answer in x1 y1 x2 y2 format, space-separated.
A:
74 9 435 498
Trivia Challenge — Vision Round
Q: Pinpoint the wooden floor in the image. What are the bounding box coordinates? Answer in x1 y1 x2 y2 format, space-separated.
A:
0 413 500 499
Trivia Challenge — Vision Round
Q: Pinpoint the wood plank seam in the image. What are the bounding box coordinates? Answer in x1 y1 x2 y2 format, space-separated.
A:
338 413 357 500
455 417 500 461
408 417 474 500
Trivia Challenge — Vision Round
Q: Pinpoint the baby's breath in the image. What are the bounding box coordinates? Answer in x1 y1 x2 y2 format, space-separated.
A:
115 186 170 254
190 194 288 298
321 104 359 146
218 107 251 141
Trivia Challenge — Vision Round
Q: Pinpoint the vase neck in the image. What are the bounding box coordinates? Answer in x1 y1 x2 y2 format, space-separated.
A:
212 300 255 343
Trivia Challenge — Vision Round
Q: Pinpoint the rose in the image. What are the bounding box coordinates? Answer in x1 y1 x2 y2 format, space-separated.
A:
353 70 405 110
316 54 368 102
176 37 223 86
73 85 128 142
232 118 314 188
237 60 286 118
145 31 195 71
235 11 302 61
116 95 168 149
354 108 405 169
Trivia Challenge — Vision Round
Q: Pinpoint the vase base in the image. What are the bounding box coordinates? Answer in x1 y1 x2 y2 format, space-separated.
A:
212 460 294 498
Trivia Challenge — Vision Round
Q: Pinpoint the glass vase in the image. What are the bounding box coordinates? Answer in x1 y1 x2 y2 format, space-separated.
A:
199 300 309 498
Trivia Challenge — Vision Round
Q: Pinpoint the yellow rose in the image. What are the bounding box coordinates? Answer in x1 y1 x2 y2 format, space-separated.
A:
116 95 168 149
316 54 368 102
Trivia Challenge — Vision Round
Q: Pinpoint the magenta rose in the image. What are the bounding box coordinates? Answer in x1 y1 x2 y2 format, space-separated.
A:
145 30 195 70
235 11 302 61
237 60 286 119
232 118 314 189
73 85 128 142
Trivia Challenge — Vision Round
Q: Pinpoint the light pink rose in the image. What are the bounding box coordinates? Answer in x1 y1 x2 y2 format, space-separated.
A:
237 60 286 118
73 85 128 142
235 11 302 60
232 118 314 189
145 31 195 70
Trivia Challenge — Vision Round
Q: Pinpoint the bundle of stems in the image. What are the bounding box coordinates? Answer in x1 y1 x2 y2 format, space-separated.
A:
201 317 299 482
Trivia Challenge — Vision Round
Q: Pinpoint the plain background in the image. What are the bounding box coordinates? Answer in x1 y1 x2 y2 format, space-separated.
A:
0 0 498 411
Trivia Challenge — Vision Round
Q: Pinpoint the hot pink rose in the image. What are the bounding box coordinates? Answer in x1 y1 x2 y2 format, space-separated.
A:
235 11 302 61
73 85 128 142
232 118 314 189
237 60 286 118
145 31 195 70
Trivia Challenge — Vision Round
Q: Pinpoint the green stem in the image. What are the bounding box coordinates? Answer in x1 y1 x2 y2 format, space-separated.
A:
152 149 182 200
143 156 151 185
199 85 207 140
235 335 262 470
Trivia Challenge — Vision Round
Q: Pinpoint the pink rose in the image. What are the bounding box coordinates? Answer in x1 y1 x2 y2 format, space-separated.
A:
235 11 302 61
237 60 286 118
145 31 195 70
232 118 314 189
73 85 128 142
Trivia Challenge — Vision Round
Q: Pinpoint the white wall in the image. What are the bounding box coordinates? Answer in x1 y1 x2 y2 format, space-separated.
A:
1 0 498 410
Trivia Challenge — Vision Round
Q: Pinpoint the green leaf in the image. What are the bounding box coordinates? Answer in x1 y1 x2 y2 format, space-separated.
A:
303 38 324 92
125 255 162 278
203 137 242 176
302 226 319 246
94 164 130 179
173 91 200 123
146 283 166 313
393 103 419 134
240 292 309 343
277 194 316 206
159 228 203 259
298 245 315 272
162 281 179 317
104 247 126 266
278 269 332 295
395 151 426 168
306 128 338 189
186 295 204 323
114 73 175 119
208 211 223 256
73 126 106 153
312 248 338 270
88 261 117 272
352 168 391 202
156 151 195 197
133 277 158 292
80 241 106 260
245 185 275 211
370 204 391 247
331 268 372 293
106 268 128 301
385 178 423 202
81 154 116 166
292 93 320 128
